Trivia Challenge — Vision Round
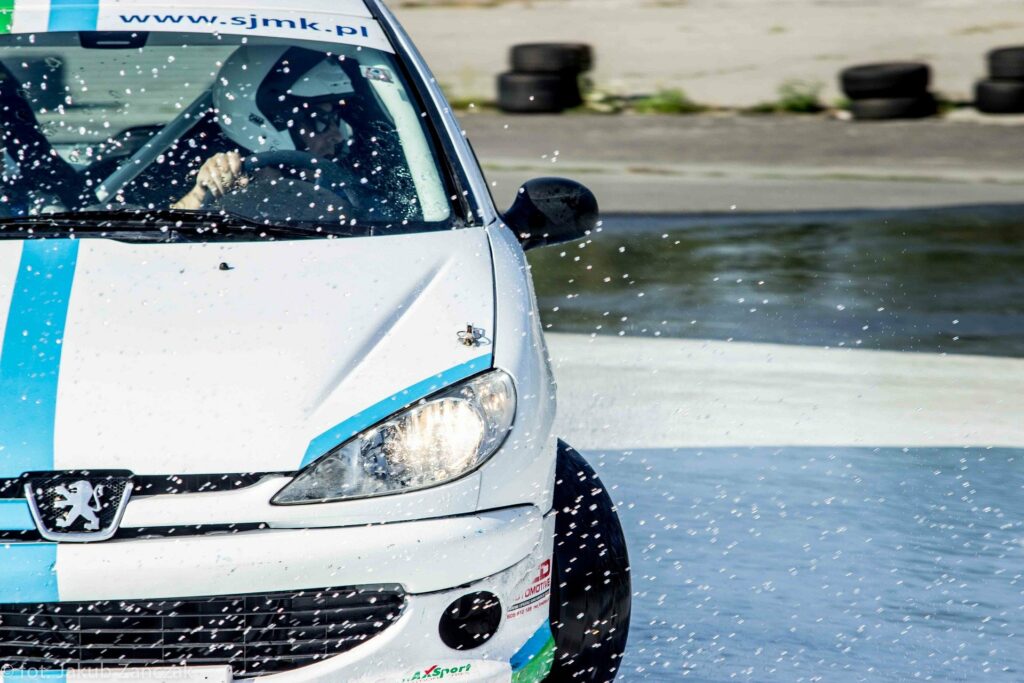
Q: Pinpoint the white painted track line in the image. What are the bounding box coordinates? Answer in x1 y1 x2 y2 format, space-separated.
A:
548 333 1024 450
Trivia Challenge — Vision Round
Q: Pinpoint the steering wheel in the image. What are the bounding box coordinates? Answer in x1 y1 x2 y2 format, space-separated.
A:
243 150 360 204
205 150 361 214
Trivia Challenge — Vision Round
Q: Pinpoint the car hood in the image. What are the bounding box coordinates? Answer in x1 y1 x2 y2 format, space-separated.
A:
0 229 495 477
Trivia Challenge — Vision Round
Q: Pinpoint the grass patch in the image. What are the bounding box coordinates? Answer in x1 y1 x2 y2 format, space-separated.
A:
629 88 706 114
935 96 961 115
748 79 825 114
446 96 496 111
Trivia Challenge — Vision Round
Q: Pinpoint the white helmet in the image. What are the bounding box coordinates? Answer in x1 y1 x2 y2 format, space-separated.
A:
213 45 355 152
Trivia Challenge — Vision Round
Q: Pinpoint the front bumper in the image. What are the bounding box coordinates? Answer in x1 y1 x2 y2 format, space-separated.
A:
0 507 556 682
252 553 556 683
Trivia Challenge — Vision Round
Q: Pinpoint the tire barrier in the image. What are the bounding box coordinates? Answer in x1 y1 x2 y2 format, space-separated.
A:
849 94 938 121
511 43 593 75
975 47 1024 114
497 72 571 113
498 43 592 114
987 46 1024 80
839 62 936 120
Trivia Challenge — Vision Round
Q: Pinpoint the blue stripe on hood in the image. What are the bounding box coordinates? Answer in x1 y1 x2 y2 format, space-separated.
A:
48 0 100 31
0 240 79 478
0 240 77 603
300 353 492 468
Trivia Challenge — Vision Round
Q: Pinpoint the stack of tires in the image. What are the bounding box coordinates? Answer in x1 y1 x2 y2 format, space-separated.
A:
975 47 1024 114
497 43 592 114
839 62 937 120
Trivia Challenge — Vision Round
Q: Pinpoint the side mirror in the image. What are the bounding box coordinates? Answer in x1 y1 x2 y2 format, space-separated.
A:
502 177 598 250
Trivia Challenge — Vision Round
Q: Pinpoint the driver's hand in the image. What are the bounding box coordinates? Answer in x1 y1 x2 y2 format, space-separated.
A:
171 151 247 210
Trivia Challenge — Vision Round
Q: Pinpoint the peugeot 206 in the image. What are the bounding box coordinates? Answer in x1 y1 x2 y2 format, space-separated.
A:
0 0 630 681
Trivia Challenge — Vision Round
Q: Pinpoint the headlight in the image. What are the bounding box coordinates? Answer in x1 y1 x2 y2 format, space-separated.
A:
273 370 516 504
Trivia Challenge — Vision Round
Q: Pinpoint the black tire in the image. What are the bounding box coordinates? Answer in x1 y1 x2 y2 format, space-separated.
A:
546 441 631 683
511 43 594 75
975 79 1024 114
840 62 930 99
849 94 937 120
988 47 1024 80
497 72 580 114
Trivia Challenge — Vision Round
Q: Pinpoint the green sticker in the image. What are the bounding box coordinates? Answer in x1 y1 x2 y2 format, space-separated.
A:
0 0 13 35
511 637 556 683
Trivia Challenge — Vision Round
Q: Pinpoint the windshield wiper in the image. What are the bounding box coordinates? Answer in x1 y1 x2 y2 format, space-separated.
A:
0 209 368 239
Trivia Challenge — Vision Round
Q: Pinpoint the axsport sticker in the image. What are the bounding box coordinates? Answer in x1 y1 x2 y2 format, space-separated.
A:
402 664 472 681
507 559 552 620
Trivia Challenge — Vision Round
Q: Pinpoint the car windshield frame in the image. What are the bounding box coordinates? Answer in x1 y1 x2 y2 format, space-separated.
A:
364 0 481 227
0 24 475 239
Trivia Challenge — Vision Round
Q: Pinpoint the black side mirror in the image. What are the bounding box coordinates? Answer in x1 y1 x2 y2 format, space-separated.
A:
502 177 598 250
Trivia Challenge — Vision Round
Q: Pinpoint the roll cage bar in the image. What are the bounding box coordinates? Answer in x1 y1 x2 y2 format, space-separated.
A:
95 91 213 203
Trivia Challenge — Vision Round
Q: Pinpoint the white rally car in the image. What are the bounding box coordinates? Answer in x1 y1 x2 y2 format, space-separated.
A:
0 1 630 681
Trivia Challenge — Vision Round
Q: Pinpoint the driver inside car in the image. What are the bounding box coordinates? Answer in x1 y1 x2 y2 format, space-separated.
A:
0 41 416 225
171 45 359 211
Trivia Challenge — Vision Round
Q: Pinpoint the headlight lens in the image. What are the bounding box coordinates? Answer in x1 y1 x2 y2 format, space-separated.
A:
273 370 516 504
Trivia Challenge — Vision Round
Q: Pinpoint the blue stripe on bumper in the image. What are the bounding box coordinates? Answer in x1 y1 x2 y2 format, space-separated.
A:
511 619 554 671
2 671 67 681
0 543 58 603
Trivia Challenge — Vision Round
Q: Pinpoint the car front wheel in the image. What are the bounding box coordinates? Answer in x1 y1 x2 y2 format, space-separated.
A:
546 440 631 682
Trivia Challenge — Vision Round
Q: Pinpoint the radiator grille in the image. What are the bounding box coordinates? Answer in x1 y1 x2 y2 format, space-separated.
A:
0 585 404 676
0 472 280 499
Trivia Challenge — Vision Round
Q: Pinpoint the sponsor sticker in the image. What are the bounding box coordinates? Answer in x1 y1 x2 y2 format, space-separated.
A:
0 1 395 53
97 9 394 52
507 559 552 620
401 664 473 681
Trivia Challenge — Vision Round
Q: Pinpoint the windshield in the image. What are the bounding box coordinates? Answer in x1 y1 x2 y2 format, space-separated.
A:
0 28 455 238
